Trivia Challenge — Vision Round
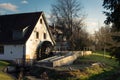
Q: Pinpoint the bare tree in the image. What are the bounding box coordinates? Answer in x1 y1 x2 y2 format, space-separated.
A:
51 0 86 50
94 26 111 51
51 0 85 38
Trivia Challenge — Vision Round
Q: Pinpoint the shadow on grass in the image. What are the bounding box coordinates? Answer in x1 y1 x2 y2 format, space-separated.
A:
88 69 120 80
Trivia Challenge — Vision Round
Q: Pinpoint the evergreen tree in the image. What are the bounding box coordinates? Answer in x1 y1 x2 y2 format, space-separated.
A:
103 0 120 64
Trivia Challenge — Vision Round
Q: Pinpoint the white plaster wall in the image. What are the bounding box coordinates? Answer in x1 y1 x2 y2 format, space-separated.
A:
0 45 24 60
26 15 53 59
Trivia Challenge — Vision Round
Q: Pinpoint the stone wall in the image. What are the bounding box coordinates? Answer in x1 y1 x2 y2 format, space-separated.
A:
37 51 92 67
73 51 92 56
53 52 78 67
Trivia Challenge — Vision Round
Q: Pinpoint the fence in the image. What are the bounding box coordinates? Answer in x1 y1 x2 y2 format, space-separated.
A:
15 58 36 66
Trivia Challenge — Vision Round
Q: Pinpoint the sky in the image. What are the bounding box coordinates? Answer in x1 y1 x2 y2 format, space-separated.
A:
80 0 106 34
0 0 106 34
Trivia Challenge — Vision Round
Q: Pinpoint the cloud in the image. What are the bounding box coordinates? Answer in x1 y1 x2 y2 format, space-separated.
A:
45 13 52 24
85 18 98 27
0 3 18 12
85 20 98 34
46 13 51 19
0 10 6 15
87 22 97 27
21 0 28 4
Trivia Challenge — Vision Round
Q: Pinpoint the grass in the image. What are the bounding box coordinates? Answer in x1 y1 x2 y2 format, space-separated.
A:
0 60 10 71
55 52 118 71
88 69 120 80
94 51 110 55
50 52 119 80
0 72 14 80
72 54 119 80
79 53 119 68
0 60 14 80
21 51 120 80
84 52 120 80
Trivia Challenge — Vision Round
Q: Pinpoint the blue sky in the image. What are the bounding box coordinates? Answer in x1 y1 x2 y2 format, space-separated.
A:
0 0 106 34
80 0 106 34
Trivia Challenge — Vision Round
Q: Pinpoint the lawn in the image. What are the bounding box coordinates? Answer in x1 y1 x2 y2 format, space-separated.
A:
12 51 119 80
79 53 119 68
50 52 119 80
0 61 14 80
0 61 10 70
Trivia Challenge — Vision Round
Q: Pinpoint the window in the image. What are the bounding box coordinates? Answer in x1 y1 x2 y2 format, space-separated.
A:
0 46 4 54
40 19 42 24
36 32 39 39
44 33 46 39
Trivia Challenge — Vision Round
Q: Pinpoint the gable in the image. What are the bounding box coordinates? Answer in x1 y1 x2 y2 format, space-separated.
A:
0 12 42 44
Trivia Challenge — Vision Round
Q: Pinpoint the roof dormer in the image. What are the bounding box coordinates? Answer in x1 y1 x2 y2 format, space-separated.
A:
13 30 23 40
